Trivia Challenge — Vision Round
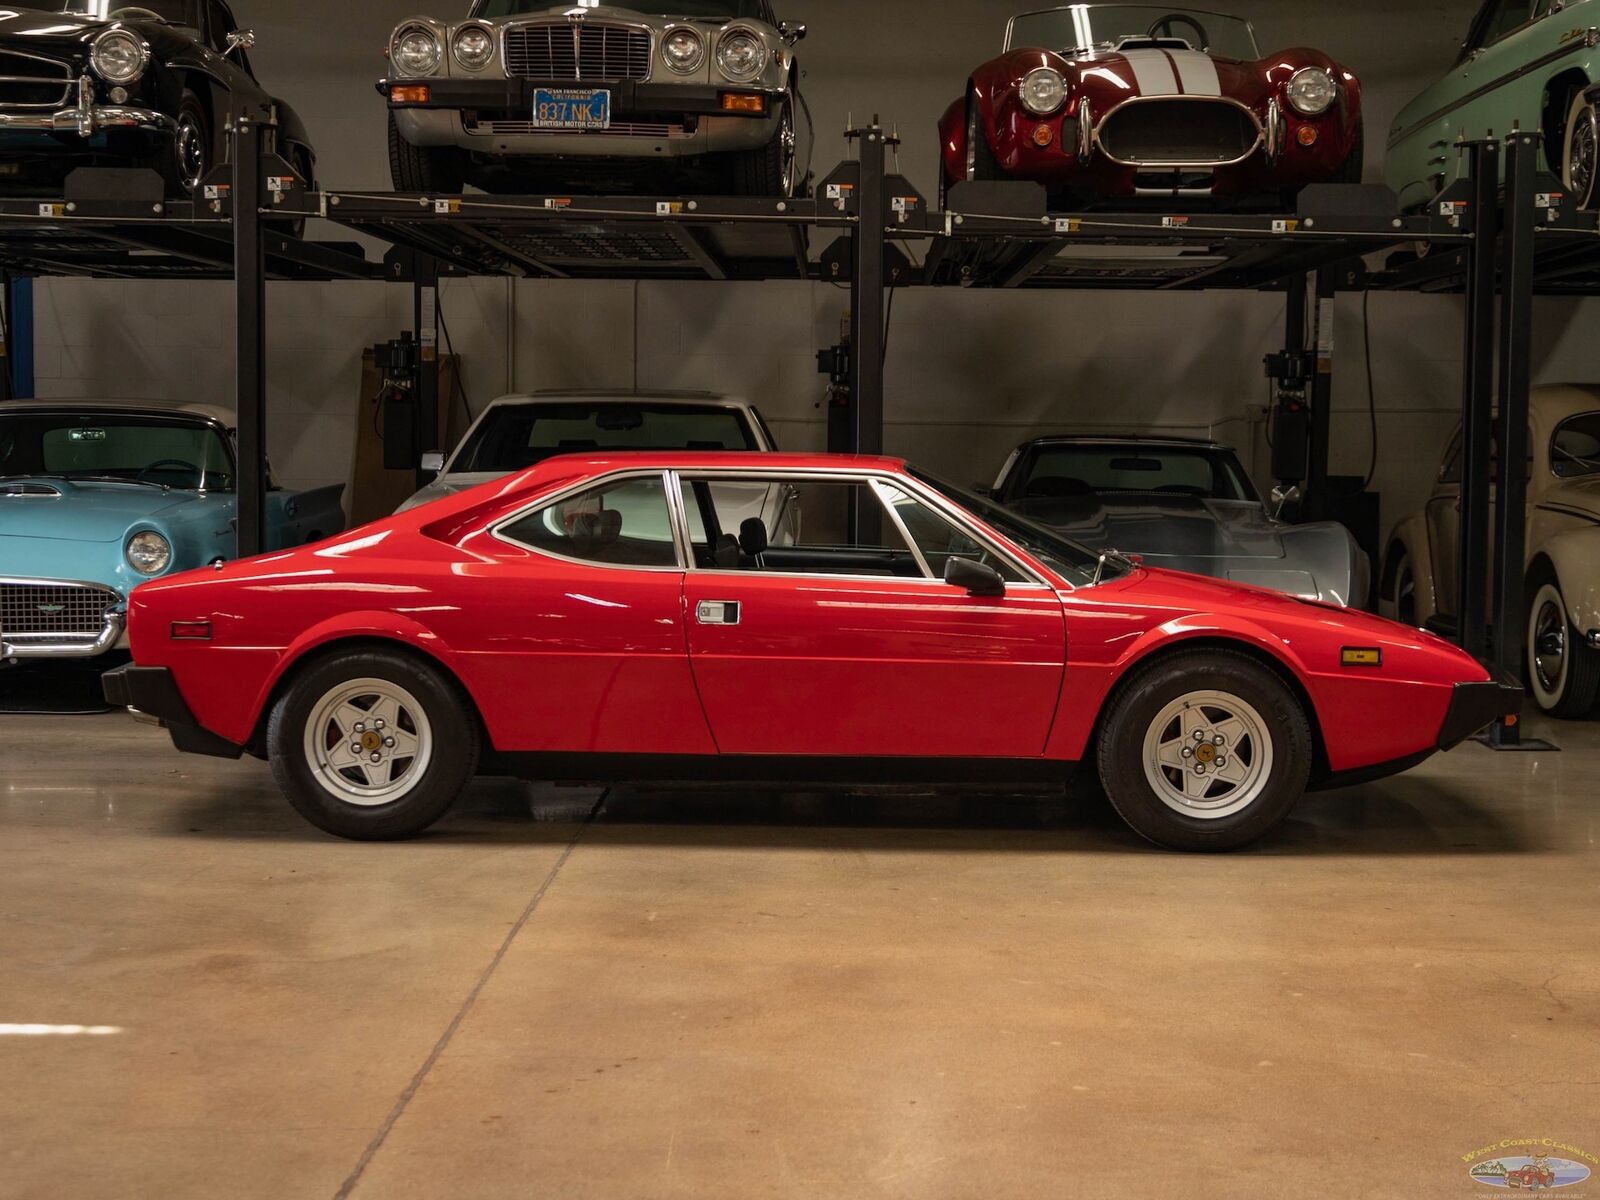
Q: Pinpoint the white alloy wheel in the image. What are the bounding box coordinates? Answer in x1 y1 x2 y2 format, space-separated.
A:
1528 582 1571 710
302 677 433 807
1141 689 1275 820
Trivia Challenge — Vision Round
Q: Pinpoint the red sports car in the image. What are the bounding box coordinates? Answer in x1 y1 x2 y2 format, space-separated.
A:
102 453 1512 850
939 4 1364 209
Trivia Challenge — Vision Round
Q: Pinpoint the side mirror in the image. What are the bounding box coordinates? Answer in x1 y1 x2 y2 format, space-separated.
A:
945 556 1005 597
420 451 445 475
225 29 256 56
779 20 807 45
1271 483 1302 521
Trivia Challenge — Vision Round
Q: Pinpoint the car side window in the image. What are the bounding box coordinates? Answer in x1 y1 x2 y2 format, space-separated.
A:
1552 412 1600 478
680 476 925 578
498 474 679 568
1470 0 1535 50
875 482 1028 583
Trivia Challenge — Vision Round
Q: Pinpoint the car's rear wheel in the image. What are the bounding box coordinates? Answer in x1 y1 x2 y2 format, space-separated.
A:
1096 649 1312 851
1526 576 1600 717
965 88 1000 182
388 111 468 193
1563 89 1599 210
268 648 480 840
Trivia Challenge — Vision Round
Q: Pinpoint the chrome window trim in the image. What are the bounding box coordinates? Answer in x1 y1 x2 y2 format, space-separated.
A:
487 468 687 572
869 479 934 579
1548 410 1600 479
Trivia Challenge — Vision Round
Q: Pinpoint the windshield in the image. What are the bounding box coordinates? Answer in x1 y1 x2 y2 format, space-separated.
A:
1008 443 1258 503
0 413 234 491
58 0 201 25
1007 5 1259 60
910 467 1132 588
452 401 758 474
473 0 770 18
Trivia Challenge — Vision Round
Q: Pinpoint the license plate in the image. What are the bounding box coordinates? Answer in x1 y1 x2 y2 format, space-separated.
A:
532 87 610 131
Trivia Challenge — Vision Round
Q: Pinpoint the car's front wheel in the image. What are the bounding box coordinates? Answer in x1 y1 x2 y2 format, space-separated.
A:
1563 89 1599 210
1526 575 1600 717
267 648 480 840
387 111 467 193
1096 649 1312 851
732 96 797 196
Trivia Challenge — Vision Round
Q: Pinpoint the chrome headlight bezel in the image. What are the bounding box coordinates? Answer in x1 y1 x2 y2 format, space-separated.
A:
392 23 443 78
126 530 172 577
716 27 768 84
90 29 149 85
451 24 495 72
1286 66 1337 117
662 25 706 75
1020 66 1067 116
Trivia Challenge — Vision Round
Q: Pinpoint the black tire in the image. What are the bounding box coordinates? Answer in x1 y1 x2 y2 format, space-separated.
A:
732 96 796 196
161 89 210 197
1387 548 1417 627
1526 571 1600 718
1334 117 1364 184
388 110 467 193
1561 89 1599 210
267 647 481 840
1095 649 1313 852
965 88 1000 181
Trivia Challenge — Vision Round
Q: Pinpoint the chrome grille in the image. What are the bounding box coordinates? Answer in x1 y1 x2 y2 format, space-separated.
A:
504 23 652 81
0 50 73 110
1098 100 1259 166
0 582 119 636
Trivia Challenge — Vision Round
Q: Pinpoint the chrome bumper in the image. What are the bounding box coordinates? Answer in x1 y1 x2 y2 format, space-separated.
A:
0 77 176 139
0 608 126 661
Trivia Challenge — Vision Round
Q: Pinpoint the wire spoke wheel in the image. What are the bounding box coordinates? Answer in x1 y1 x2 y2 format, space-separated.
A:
303 678 433 807
1142 690 1274 820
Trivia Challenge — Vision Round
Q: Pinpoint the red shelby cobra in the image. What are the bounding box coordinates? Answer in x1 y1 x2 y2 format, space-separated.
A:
939 4 1364 208
103 453 1513 850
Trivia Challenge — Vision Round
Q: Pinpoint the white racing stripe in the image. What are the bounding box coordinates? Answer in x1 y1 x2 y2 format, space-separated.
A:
1120 49 1179 96
1169 50 1222 97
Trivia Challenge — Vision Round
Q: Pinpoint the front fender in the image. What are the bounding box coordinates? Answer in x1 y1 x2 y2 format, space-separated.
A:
1537 529 1600 637
937 95 966 183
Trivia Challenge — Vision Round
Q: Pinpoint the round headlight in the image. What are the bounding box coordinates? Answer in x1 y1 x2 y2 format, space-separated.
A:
453 25 494 71
1020 67 1066 116
91 29 148 85
716 29 767 83
126 531 172 577
393 25 442 77
1286 67 1337 117
662 26 705 74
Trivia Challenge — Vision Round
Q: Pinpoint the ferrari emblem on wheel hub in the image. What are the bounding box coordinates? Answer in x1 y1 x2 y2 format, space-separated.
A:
1195 743 1217 765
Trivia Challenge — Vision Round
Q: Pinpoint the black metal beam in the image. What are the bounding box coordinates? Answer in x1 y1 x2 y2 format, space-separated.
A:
665 222 728 281
1457 139 1499 661
1305 269 1336 521
848 127 886 456
233 111 267 559
413 253 441 489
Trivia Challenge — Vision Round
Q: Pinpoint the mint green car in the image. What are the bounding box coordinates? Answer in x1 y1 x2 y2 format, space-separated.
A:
1385 0 1600 211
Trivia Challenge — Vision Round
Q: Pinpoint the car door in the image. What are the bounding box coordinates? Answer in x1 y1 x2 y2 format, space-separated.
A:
677 471 1067 759
1426 431 1464 618
457 469 716 756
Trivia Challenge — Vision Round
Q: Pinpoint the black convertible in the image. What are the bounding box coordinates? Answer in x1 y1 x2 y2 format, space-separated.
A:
0 0 314 196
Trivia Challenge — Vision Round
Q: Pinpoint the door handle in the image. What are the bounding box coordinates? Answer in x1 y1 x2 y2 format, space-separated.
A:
695 600 741 626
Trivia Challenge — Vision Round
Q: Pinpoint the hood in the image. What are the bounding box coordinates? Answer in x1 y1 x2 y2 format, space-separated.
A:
1017 494 1283 561
0 8 112 47
0 479 202 543
398 473 503 514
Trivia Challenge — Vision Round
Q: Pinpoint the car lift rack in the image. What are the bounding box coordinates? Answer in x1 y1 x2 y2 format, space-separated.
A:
0 100 1592 743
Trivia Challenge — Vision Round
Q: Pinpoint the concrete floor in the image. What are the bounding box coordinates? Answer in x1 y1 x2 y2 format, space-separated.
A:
1 709 1597 1199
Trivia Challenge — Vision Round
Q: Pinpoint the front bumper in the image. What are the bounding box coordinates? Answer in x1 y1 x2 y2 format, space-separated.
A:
380 75 778 117
0 77 175 139
101 664 244 760
1437 670 1524 750
1 609 125 663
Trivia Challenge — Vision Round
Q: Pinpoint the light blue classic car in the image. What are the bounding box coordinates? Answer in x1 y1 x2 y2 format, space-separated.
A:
0 401 346 664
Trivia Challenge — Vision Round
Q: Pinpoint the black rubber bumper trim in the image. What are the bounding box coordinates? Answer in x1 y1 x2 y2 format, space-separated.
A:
1438 670 1524 750
101 664 244 761
378 77 774 116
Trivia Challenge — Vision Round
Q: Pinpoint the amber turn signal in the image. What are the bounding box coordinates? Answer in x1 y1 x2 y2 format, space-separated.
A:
1340 647 1382 667
720 92 765 113
1032 123 1053 147
390 84 431 105
1297 124 1319 147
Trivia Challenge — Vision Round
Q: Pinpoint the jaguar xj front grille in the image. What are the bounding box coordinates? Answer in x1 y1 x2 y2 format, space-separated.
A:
503 23 652 82
0 581 119 637
0 50 73 110
1097 99 1260 167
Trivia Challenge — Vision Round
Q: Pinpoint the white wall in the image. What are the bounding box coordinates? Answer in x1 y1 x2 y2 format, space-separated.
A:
29 0 1600 543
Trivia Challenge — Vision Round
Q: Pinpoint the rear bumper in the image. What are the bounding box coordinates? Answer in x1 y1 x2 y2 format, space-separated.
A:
1437 670 1524 750
101 664 244 760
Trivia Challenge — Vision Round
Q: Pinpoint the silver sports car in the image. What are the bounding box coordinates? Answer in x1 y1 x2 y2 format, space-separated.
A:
987 435 1370 608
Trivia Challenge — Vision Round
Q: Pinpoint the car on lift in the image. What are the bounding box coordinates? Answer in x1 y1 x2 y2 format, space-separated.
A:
1386 0 1600 213
0 401 345 666
985 435 1371 608
0 0 315 197
380 0 806 196
1380 385 1600 717
104 452 1517 852
938 4 1363 209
